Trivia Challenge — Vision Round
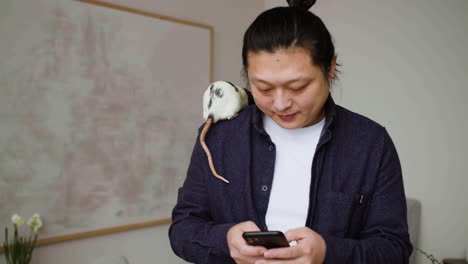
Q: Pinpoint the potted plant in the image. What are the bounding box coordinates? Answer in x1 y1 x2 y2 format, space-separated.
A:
3 213 43 264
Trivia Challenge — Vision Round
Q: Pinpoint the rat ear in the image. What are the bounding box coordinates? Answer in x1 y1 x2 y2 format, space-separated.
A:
286 0 316 10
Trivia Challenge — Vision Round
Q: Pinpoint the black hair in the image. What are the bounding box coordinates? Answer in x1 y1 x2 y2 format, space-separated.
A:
241 0 338 85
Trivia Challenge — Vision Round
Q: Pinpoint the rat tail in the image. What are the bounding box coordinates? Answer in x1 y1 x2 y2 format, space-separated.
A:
199 116 230 183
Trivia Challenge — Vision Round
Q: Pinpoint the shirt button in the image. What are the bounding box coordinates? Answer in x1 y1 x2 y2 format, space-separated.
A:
261 185 269 192
268 145 274 151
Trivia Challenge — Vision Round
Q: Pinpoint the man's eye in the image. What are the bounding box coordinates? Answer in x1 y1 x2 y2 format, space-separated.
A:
258 88 272 92
292 85 307 91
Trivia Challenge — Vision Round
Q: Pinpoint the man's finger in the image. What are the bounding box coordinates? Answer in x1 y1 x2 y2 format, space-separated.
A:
255 258 301 264
263 245 302 259
239 244 267 257
284 227 309 242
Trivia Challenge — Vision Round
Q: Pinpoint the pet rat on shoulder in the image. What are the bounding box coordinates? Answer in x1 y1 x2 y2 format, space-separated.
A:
201 81 253 183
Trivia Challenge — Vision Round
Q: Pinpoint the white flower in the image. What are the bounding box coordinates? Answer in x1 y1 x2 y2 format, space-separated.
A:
27 213 43 233
11 214 24 227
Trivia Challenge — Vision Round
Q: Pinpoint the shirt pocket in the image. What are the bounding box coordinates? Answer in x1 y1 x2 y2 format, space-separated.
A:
314 191 367 237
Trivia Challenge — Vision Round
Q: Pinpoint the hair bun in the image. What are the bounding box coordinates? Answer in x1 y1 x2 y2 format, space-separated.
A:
286 0 316 10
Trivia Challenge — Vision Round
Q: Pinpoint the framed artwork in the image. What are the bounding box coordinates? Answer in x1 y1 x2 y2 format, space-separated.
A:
0 0 212 247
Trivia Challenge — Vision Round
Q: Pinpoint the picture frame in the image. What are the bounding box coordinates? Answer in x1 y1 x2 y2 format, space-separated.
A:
0 0 213 249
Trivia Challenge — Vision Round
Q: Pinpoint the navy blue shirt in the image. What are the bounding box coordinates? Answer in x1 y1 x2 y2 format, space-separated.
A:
169 97 412 263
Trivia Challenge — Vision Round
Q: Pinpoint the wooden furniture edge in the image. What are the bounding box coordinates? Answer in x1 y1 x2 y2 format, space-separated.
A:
1 218 172 252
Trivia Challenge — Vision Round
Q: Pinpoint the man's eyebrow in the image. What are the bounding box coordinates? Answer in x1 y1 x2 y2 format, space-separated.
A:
250 77 312 85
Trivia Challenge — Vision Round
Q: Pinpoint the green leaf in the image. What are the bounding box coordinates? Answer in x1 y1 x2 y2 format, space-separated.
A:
26 234 39 263
4 227 13 264
25 233 38 263
4 227 10 250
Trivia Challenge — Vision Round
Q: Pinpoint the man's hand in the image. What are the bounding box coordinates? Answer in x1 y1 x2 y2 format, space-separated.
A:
255 227 326 264
227 221 268 264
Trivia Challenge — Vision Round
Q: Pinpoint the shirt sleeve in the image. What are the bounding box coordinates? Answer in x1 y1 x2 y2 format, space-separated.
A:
168 127 236 263
322 128 413 263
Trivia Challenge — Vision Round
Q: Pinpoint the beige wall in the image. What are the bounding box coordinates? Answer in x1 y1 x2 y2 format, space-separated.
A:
264 0 468 263
0 0 263 263
104 0 264 85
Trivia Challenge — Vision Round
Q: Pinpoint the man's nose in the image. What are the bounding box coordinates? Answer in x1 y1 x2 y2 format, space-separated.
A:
273 90 292 112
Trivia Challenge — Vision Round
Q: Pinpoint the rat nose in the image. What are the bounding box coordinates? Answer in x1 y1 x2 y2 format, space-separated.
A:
273 89 292 112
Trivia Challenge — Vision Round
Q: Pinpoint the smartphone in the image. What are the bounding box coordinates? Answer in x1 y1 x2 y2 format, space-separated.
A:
242 231 290 249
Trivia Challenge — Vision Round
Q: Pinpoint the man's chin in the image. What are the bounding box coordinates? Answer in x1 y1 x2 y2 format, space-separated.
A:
273 118 302 130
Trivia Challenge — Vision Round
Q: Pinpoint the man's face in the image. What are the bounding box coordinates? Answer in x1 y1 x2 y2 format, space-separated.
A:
247 48 334 129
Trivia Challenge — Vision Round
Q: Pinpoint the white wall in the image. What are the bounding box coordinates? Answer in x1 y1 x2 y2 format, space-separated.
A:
0 0 263 263
264 0 468 263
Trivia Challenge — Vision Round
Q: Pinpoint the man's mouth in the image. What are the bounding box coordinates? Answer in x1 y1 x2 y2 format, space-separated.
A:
278 113 296 121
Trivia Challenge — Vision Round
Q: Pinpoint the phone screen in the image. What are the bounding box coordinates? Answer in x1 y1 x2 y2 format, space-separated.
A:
242 231 290 249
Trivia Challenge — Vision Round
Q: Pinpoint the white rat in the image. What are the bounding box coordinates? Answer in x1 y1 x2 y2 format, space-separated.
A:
201 81 253 183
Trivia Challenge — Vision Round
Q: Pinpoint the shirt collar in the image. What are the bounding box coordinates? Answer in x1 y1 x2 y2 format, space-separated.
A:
252 95 337 135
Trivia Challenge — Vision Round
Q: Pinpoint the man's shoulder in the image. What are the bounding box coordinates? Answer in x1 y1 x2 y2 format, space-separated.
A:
334 105 388 143
197 104 255 139
335 105 385 131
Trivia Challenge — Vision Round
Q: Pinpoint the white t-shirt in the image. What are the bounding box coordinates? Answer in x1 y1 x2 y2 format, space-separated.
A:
264 115 325 234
